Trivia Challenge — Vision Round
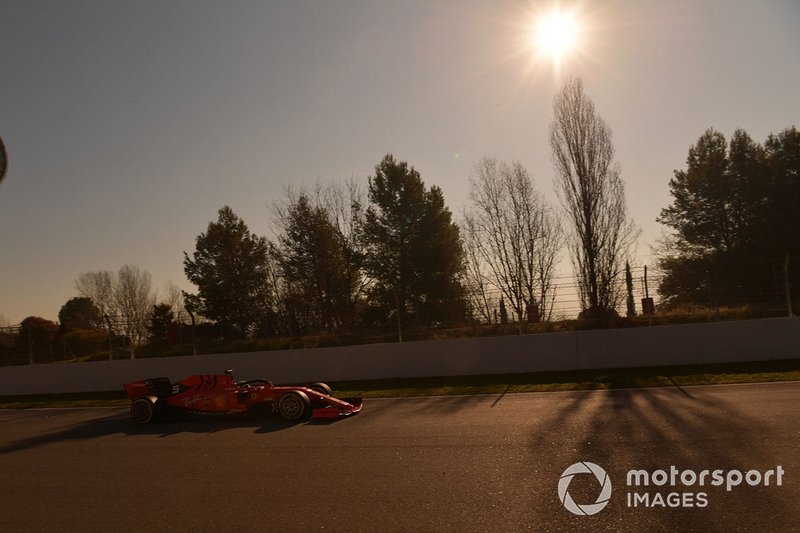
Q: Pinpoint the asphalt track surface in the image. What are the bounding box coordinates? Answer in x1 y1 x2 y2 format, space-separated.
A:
1 382 798 532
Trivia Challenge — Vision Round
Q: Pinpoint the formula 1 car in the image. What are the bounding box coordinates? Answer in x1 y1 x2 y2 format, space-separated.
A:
123 370 362 424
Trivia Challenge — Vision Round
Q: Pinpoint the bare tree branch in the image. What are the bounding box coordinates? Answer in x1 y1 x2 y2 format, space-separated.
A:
114 265 156 351
463 157 562 323
550 77 639 318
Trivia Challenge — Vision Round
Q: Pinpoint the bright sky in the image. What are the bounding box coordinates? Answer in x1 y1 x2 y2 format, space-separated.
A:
1 0 798 324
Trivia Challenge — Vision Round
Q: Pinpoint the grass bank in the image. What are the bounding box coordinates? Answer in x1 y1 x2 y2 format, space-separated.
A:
1 358 798 409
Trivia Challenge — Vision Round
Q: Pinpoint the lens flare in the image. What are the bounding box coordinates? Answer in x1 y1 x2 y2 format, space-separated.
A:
533 10 579 62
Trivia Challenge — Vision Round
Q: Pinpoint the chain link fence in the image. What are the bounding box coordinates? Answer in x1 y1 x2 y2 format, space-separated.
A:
1 264 795 367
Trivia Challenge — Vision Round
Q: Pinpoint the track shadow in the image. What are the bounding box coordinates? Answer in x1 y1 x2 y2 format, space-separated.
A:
0 408 359 454
491 384 514 407
525 383 792 531
0 391 482 455
368 393 491 416
1 410 130 454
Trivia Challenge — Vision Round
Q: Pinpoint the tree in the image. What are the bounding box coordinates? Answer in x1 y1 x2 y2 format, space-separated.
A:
463 157 561 324
320 179 371 327
147 304 175 344
273 190 363 333
162 281 188 325
765 126 800 315
656 129 745 307
114 265 156 351
75 267 154 353
625 262 635 317
362 154 466 330
413 182 468 324
462 224 496 323
657 126 799 311
58 297 102 332
255 242 288 337
61 329 107 359
764 126 800 258
658 129 747 255
550 77 638 318
655 238 710 309
728 129 769 247
20 316 59 362
184 206 273 337
75 271 116 317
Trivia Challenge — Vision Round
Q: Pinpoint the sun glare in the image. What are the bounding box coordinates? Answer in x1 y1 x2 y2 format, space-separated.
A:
533 10 579 63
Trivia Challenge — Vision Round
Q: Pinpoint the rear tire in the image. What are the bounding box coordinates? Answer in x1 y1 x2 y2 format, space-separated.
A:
131 397 155 424
278 391 310 421
309 382 332 397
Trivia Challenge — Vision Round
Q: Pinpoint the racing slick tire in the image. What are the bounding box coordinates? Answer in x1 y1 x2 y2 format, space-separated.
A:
131 397 156 424
278 391 310 421
309 382 333 397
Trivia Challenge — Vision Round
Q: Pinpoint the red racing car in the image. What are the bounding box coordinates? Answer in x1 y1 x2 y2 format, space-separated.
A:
123 370 362 424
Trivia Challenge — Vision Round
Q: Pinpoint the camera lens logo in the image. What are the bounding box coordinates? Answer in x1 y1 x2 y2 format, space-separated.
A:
558 462 612 516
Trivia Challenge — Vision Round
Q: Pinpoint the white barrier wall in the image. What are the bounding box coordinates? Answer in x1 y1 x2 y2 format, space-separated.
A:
0 317 798 395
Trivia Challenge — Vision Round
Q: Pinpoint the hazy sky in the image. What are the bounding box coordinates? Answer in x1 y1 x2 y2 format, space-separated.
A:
1 0 798 324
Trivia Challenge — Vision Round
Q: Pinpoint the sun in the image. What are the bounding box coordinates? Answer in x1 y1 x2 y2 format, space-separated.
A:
533 10 579 63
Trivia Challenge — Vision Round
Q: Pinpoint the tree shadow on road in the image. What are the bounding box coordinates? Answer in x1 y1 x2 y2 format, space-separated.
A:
524 383 794 531
373 393 491 415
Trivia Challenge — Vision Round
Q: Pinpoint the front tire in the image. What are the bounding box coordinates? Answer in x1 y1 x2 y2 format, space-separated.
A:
278 391 310 421
309 382 332 397
131 397 155 424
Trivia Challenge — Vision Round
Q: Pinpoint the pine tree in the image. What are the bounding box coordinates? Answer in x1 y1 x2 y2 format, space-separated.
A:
362 154 466 329
183 206 273 337
625 262 636 317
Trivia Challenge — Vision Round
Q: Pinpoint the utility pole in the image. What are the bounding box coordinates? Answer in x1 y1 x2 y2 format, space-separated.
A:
785 253 793 317
27 326 34 366
641 265 655 316
182 292 199 356
187 308 197 356
104 314 113 361
395 290 403 343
